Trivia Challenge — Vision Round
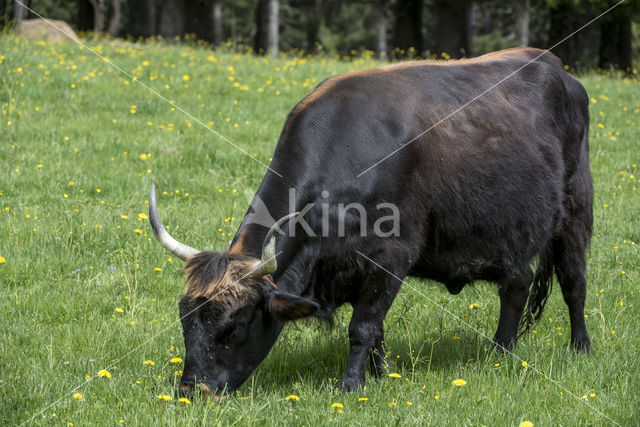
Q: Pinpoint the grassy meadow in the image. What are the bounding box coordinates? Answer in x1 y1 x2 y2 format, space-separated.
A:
1 32 639 426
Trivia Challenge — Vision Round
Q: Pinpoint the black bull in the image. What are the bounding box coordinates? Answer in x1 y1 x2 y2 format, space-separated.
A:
149 47 592 395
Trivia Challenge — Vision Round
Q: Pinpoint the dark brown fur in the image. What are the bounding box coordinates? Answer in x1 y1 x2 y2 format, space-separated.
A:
184 252 266 306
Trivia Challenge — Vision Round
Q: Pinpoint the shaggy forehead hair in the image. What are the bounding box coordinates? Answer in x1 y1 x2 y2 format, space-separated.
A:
183 252 269 306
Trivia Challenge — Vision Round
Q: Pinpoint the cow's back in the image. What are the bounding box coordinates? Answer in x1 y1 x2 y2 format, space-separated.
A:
263 48 589 287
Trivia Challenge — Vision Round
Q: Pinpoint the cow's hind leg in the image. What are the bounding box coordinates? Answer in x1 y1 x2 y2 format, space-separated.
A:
493 268 533 351
554 232 591 353
555 159 592 353
339 271 402 392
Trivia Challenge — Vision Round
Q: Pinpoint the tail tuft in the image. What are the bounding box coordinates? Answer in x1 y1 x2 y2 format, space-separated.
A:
519 244 554 336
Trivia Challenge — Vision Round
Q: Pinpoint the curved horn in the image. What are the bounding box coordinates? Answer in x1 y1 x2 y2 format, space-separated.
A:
251 212 300 278
148 183 200 261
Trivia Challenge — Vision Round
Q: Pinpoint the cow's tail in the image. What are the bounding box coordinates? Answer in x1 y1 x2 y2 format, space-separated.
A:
519 243 554 336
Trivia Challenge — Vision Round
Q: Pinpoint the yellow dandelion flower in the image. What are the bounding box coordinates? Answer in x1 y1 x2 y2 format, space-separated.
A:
157 394 172 402
285 394 300 401
134 229 142 234
452 379 467 386
178 397 191 404
97 369 111 378
120 215 129 220
387 372 402 378
330 402 344 409
170 357 183 364
139 154 147 160
522 361 528 367
154 267 162 272
358 397 368 402
0 256 5 263
72 393 83 400
520 421 534 427
183 74 190 81
114 307 124 313
434 395 439 400
143 360 155 366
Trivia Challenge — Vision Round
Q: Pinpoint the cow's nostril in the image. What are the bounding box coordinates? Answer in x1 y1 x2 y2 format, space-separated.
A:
178 383 194 397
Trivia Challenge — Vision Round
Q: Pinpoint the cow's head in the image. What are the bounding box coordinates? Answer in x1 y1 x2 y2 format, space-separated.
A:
148 184 318 398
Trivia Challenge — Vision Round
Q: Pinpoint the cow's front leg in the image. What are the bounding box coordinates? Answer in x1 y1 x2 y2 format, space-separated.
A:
369 328 388 377
339 274 401 392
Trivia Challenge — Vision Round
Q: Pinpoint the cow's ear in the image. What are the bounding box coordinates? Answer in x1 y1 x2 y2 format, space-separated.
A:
266 292 319 321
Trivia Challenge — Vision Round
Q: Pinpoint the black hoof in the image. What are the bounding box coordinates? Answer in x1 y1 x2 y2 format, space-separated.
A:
571 336 591 354
338 378 364 393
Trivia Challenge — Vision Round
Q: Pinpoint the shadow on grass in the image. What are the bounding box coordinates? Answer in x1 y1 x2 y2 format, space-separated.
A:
249 327 497 393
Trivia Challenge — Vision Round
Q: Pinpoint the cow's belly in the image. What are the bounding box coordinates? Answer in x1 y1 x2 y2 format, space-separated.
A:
407 212 551 288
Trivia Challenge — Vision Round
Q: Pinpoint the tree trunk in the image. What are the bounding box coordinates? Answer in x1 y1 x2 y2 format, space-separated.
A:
137 0 157 37
393 0 423 55
433 0 472 58
255 0 267 53
13 0 26 22
255 0 279 56
159 0 185 39
466 0 475 57
0 0 6 27
108 0 121 37
88 0 105 33
375 0 388 60
184 0 214 42
212 0 222 47
514 0 530 47
304 0 322 54
598 7 632 72
77 0 94 32
267 0 279 57
547 0 598 69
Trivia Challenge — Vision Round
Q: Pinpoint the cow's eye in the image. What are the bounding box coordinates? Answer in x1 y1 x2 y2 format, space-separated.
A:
215 324 236 343
217 321 249 344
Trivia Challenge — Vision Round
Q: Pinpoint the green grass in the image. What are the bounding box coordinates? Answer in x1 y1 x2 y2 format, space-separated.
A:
1 33 639 425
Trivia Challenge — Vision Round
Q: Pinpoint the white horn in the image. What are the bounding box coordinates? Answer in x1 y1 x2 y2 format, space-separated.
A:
148 183 200 261
251 212 300 277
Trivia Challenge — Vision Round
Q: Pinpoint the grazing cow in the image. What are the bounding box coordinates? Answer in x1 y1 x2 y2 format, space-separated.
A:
149 47 592 396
